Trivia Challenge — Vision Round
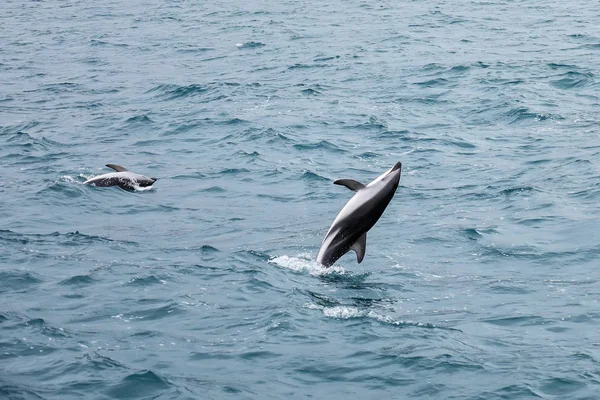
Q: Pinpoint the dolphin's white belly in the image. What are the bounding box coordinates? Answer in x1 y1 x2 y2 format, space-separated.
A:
325 188 374 238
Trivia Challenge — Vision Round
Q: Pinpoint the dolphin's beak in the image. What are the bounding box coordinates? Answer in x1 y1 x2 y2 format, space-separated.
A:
151 178 158 182
387 162 402 185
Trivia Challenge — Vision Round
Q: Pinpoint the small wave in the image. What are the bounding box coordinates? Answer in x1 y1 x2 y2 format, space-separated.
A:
121 302 182 322
576 43 600 50
463 228 483 240
287 63 326 70
269 254 346 276
147 83 208 100
487 282 533 295
355 151 379 159
126 275 165 286
125 114 153 124
305 303 451 330
220 117 248 125
21 318 70 338
241 127 294 144
236 41 265 49
81 351 127 370
293 140 345 152
354 116 388 130
219 168 249 175
302 290 341 307
105 370 171 399
36 82 81 94
539 377 586 396
232 249 271 263
40 180 86 197
462 226 498 240
171 172 207 180
198 244 219 253
132 139 168 147
240 350 280 360
441 138 476 148
0 382 44 400
59 275 95 286
1 121 39 135
313 55 340 62
379 129 410 138
90 39 128 47
199 186 226 193
171 245 219 255
499 186 537 196
234 150 260 159
301 88 321 95
394 94 449 105
300 171 329 182
483 315 551 327
450 65 470 73
504 107 561 124
0 271 42 293
477 384 543 399
415 78 448 87
177 46 214 53
421 63 444 72
550 71 594 90
548 62 579 70
4 130 67 149
0 229 121 248
567 33 590 39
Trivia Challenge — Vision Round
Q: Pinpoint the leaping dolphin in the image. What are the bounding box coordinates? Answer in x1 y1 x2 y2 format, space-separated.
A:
317 162 402 267
84 164 157 191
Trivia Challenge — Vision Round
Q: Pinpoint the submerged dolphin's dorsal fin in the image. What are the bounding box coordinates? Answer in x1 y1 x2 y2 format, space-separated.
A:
351 233 367 263
334 179 365 192
106 164 128 172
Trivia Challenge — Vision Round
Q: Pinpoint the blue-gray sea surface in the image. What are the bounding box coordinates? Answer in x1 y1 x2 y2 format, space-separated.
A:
2 0 600 398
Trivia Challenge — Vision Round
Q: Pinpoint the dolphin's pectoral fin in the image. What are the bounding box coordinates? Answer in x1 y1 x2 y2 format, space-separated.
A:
351 233 367 263
106 164 128 172
334 179 366 191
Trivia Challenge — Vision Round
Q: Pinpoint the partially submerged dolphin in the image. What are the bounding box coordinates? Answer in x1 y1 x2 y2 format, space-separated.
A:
84 164 157 191
317 162 402 267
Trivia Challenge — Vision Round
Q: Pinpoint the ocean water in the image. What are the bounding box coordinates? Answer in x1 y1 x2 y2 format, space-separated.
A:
2 0 600 398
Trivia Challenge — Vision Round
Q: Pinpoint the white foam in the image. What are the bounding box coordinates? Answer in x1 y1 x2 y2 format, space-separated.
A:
269 253 345 276
132 184 155 192
305 303 434 328
79 173 95 181
391 263 442 280
61 175 80 183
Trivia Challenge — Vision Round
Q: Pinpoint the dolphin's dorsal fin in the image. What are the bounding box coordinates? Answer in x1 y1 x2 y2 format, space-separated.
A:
106 164 128 172
351 233 367 263
334 179 365 191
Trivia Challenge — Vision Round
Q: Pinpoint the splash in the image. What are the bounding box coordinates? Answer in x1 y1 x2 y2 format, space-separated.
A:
132 184 155 192
61 175 79 184
268 253 346 276
305 303 444 329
